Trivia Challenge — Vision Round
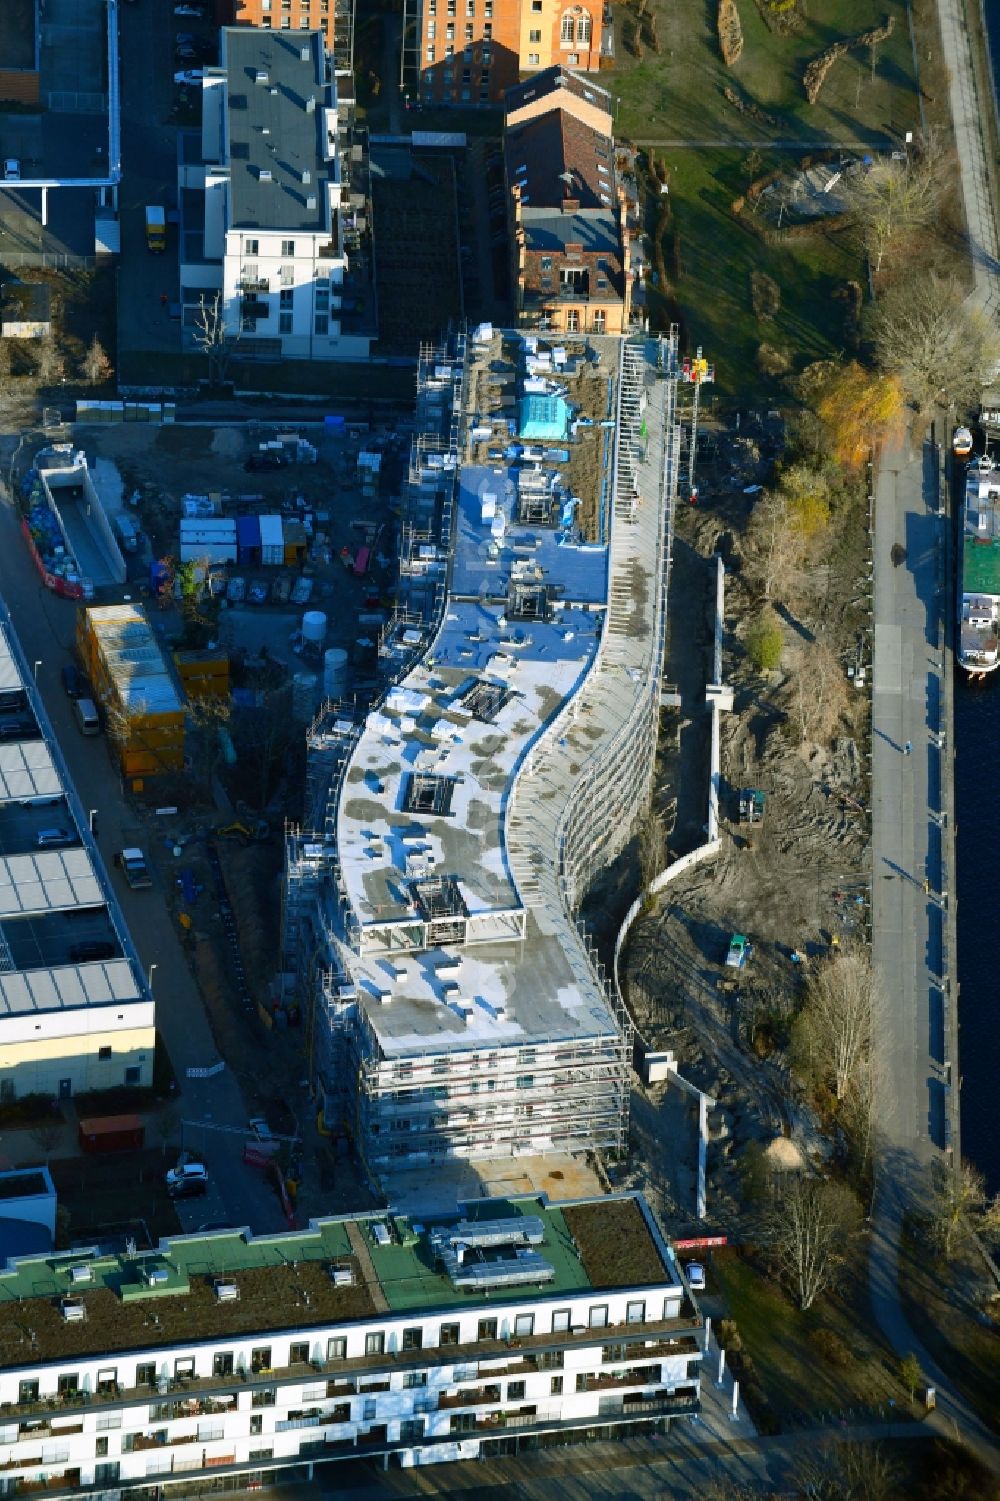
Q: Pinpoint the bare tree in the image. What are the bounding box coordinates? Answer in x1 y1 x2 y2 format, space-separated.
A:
637 808 667 887
841 134 946 275
193 292 236 385
792 951 880 1103
745 489 800 600
926 1158 1000 1260
33 332 65 386
785 639 848 745
30 1119 62 1162
81 335 113 386
764 1173 860 1311
795 1439 898 1501
869 273 1000 414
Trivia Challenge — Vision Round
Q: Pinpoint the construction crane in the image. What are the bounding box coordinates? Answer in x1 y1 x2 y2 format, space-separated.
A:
680 348 715 503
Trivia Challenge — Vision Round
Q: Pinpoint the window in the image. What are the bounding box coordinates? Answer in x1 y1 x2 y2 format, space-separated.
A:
290 1342 309 1365
446 43 454 54
575 1372 589 1392
463 54 471 67
281 239 295 257
626 1300 646 1325
466 0 474 11
249 1448 273 1461
57 1374 78 1398
365 1332 385 1357
213 1353 233 1378
250 1414 263 1436
560 12 574 41
428 0 435 12
18 1380 39 1404
251 1389 276 1408
279 313 293 334
550 1375 564 1395
478 1318 498 1342
251 1347 272 1373
451 1413 476 1433
327 1337 347 1361
529 27 540 40
400 1419 425 1443
427 20 435 35
426 43 435 57
461 86 471 99
362 1399 377 1422
540 1350 564 1369
506 1380 526 1399
480 64 490 78
280 288 294 309
262 13 271 22
446 22 454 37
96 1368 117 1394
440 1322 460 1346
403 1372 427 1388
577 13 590 40
135 1364 155 1388
98 1045 112 1061
125 1064 141 1085
95 1437 109 1458
566 308 580 332
402 1327 423 1351
94 1464 120 1486
540 255 552 271
174 1358 195 1379
299 13 310 23
464 22 473 38
589 1304 609 1328
314 315 329 336
528 52 539 63
567 51 579 62
530 0 541 9
280 14 291 25
514 1313 534 1337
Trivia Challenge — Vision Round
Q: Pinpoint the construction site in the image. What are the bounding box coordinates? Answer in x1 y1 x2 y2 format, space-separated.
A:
281 326 683 1203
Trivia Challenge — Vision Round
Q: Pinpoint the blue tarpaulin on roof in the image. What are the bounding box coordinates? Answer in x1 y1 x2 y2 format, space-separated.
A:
518 394 570 440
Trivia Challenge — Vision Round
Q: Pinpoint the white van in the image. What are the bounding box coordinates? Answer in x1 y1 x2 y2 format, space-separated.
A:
115 514 140 554
73 698 100 736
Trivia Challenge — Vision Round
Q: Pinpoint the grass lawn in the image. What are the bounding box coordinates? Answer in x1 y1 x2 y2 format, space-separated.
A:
898 1224 1000 1435
648 148 861 400
609 0 920 147
712 1244 908 1426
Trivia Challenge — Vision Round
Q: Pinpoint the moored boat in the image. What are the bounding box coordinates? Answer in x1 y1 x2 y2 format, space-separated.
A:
959 453 1000 676
954 425 974 458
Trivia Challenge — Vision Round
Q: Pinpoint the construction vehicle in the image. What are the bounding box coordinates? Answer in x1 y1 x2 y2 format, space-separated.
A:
115 847 152 889
738 788 766 824
218 819 270 844
145 205 166 252
725 933 752 970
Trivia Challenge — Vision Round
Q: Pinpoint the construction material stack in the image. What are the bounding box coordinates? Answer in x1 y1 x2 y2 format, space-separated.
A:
77 603 185 779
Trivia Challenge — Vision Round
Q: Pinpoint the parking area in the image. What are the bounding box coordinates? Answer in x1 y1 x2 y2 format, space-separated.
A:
0 0 107 180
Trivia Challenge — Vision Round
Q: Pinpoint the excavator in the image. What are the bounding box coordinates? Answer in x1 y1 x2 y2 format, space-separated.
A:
218 819 270 845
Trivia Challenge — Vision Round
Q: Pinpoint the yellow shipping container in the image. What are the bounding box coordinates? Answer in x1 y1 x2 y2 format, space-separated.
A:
78 603 186 778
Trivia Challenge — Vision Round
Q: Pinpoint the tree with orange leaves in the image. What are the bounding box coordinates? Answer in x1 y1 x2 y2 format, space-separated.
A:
814 361 903 468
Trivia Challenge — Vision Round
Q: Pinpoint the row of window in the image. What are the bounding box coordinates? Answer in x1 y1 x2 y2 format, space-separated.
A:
13 1302 662 1406
428 0 494 15
259 0 329 10
426 44 491 65
258 14 320 27
242 239 298 257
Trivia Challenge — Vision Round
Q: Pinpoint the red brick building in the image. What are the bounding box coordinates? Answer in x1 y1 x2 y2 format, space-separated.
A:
506 68 632 334
412 0 605 106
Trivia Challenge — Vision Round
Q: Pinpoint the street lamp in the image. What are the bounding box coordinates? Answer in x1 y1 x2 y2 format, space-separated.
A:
148 962 158 993
32 659 41 683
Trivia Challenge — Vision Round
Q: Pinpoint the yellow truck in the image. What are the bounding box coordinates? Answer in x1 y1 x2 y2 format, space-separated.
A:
145 205 166 252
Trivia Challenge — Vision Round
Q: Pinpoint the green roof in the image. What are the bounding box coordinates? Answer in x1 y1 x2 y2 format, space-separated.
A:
964 535 1000 596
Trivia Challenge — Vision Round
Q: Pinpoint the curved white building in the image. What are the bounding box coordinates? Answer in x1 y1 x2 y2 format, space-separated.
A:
284 329 680 1192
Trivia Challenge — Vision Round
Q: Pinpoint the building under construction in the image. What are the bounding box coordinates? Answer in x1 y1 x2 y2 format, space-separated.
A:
282 327 681 1193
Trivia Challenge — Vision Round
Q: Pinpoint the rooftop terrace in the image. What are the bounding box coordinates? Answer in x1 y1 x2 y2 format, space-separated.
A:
0 1196 676 1369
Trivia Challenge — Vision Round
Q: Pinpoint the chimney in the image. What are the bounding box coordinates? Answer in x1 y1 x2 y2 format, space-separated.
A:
561 195 580 213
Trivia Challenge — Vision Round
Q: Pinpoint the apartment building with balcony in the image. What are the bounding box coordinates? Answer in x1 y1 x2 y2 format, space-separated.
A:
0 1195 702 1497
506 68 631 335
0 602 154 1105
408 0 607 106
177 28 374 362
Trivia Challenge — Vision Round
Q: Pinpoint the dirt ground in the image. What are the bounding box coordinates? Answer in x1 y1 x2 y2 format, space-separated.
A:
609 408 872 1230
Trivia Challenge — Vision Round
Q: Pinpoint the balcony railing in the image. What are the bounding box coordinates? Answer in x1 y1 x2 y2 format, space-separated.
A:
238 276 270 292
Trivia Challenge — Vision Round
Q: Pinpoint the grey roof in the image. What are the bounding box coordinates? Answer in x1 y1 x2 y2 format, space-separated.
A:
0 960 141 1018
0 742 62 805
221 29 333 234
520 208 620 255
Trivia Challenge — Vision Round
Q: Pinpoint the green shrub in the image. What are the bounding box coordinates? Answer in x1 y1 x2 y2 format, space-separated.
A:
746 609 783 672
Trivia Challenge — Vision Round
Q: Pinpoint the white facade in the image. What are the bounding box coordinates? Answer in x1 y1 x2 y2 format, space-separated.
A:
0 1199 701 1497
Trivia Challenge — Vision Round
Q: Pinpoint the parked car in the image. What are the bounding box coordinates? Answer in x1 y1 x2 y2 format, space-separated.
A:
166 1161 208 1193
725 932 751 970
69 939 116 962
115 847 152 889
61 662 86 698
4 159 20 181
686 1262 706 1292
170 1174 208 1200
36 827 75 849
173 69 205 84
174 1 206 13
175 44 199 60
244 451 287 472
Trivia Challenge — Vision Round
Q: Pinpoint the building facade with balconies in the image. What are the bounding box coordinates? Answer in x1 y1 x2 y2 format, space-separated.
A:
0 1195 701 1497
177 28 375 362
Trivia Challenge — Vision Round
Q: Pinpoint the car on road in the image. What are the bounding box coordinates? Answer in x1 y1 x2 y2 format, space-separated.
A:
36 827 75 849
174 69 205 84
115 847 153 889
686 1262 706 1292
174 2 206 14
166 1161 208 1196
61 662 87 698
69 939 116 962
3 160 20 182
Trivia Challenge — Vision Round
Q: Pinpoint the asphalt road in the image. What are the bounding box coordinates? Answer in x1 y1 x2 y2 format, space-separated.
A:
0 482 290 1238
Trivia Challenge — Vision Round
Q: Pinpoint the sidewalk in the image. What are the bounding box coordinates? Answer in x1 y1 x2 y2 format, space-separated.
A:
936 0 1000 309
